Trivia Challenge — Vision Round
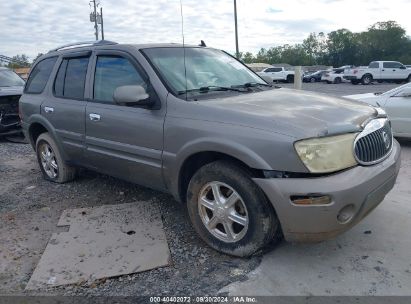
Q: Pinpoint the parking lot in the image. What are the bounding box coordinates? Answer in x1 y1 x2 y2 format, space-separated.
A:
1 82 410 296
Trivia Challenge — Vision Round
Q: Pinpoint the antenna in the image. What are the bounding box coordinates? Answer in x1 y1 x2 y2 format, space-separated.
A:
179 0 188 100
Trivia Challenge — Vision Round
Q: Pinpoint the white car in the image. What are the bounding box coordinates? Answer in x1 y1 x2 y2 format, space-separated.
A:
257 67 295 83
345 83 411 138
321 69 348 84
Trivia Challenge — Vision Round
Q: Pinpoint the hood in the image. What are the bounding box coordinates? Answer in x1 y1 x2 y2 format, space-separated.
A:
0 86 24 97
344 93 383 107
199 88 378 138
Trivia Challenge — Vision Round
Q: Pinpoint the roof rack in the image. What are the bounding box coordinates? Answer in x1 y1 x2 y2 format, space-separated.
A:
48 40 118 52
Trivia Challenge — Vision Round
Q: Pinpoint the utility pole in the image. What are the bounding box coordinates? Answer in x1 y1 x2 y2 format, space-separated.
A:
100 7 104 40
90 0 99 40
234 0 239 58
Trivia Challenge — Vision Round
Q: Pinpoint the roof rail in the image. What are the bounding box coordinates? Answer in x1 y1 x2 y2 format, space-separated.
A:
48 40 118 52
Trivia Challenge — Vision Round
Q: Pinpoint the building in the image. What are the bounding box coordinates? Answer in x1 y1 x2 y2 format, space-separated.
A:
13 67 30 80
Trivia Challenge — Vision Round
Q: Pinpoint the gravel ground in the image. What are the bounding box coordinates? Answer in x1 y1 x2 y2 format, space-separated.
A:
0 139 261 296
0 82 405 296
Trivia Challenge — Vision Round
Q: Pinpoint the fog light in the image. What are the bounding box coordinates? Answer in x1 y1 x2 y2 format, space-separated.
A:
291 195 332 206
337 204 355 223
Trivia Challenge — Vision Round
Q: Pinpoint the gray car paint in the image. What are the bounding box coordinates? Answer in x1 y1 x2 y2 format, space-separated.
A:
20 43 401 242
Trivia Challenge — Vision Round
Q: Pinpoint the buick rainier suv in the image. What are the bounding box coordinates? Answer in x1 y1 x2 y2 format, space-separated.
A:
19 41 401 257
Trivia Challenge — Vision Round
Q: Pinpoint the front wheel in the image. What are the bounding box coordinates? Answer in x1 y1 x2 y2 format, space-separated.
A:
310 77 316 83
187 161 280 257
36 133 77 183
406 75 411 83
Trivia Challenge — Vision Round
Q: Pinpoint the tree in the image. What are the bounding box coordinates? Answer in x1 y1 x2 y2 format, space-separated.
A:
244 21 411 67
238 51 255 63
6 54 31 69
32 53 44 64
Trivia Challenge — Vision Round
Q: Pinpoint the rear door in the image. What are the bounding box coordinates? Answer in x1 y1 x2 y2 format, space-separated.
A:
84 50 166 190
41 51 91 162
368 61 382 79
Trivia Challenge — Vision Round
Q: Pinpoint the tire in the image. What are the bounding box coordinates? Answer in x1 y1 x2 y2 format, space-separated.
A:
310 77 316 83
361 74 372 85
286 75 294 83
334 77 342 84
186 161 280 257
407 75 411 83
36 133 77 183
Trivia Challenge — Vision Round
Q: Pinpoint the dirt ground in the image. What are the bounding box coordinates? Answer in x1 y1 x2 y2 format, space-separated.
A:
0 140 261 295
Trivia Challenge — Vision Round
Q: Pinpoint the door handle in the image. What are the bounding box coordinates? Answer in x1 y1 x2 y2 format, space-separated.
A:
44 106 54 114
89 113 101 121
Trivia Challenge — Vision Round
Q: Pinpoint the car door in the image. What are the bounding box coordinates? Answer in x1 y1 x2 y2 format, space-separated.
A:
85 50 166 190
368 61 382 79
382 62 399 80
271 67 283 80
394 62 409 79
42 51 91 162
384 87 411 136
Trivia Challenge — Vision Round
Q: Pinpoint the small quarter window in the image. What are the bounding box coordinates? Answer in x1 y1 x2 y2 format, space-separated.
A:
25 57 57 94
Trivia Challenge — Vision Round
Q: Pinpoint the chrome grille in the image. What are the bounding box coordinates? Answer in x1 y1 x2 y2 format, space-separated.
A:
354 118 393 165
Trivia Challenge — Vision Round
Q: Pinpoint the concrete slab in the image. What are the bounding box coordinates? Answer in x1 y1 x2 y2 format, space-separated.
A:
220 144 411 296
26 202 170 289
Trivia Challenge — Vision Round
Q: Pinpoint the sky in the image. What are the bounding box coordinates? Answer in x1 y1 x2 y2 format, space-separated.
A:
1 0 410 61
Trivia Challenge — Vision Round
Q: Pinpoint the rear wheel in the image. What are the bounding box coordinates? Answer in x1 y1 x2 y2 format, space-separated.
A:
286 75 294 83
407 75 411 83
310 77 316 83
334 77 342 84
36 133 77 183
361 74 373 85
187 161 280 257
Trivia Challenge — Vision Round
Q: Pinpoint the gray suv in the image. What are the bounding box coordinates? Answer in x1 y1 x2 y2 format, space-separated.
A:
20 41 401 257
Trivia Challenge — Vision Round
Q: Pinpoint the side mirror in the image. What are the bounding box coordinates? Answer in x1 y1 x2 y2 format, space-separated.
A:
399 66 406 70
395 88 411 98
113 85 152 106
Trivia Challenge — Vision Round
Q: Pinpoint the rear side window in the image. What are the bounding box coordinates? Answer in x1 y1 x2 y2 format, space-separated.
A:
368 62 379 68
25 57 57 94
93 56 146 103
54 57 89 99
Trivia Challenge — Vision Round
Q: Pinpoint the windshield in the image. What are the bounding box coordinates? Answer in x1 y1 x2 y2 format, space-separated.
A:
142 47 265 95
0 69 25 87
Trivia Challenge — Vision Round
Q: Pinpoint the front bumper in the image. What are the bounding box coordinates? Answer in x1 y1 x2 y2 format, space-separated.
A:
0 113 21 136
253 140 401 242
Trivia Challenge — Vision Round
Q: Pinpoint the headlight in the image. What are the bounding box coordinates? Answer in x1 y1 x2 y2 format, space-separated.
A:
294 133 358 173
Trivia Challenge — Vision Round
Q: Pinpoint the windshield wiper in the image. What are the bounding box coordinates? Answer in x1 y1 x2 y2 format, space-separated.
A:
178 86 246 95
235 82 272 88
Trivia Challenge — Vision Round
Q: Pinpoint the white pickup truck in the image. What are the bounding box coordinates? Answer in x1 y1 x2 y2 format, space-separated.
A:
257 67 295 83
344 61 411 85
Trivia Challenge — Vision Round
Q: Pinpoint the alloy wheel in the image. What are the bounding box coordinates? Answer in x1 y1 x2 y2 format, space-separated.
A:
198 181 249 243
39 142 58 179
